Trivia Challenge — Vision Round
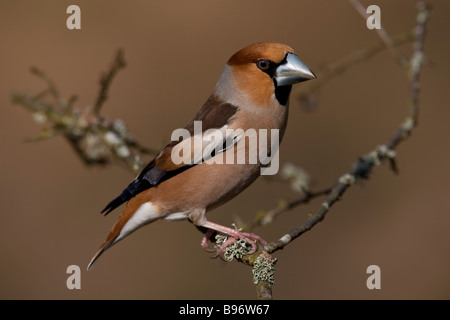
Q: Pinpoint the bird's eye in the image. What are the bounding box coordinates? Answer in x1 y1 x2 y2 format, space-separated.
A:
256 59 270 71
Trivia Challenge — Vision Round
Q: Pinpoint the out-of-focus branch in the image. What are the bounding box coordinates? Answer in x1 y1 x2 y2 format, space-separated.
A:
12 50 158 174
349 0 409 67
298 31 414 110
94 49 126 115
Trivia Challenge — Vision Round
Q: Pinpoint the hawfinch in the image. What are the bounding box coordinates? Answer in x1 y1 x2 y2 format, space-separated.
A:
88 42 315 270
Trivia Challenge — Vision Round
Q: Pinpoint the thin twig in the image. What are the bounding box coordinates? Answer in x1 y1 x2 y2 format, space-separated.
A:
387 2 430 151
93 49 126 115
242 188 332 233
30 67 66 109
349 0 409 67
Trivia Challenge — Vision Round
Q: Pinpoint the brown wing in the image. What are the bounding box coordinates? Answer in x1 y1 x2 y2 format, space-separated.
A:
101 94 239 215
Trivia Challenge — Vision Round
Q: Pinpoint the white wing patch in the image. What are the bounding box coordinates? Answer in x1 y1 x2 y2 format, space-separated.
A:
171 124 242 166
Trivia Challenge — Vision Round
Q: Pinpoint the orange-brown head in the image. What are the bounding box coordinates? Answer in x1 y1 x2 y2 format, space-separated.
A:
220 42 316 107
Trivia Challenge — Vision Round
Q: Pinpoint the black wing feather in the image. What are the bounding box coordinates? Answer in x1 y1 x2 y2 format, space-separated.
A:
101 178 151 215
101 161 194 215
100 97 239 215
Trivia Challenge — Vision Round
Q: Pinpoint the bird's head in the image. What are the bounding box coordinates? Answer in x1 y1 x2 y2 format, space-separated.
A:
220 42 316 107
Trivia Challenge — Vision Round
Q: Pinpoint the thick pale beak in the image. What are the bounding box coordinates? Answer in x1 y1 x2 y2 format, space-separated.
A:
275 52 316 86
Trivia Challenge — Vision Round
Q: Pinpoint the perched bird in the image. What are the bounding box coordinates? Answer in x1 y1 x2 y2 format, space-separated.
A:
88 42 316 270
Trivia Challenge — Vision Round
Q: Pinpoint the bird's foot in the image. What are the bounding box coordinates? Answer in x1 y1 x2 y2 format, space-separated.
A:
200 226 267 261
201 229 218 253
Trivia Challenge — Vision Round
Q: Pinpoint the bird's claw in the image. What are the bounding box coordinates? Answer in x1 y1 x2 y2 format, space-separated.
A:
201 229 267 261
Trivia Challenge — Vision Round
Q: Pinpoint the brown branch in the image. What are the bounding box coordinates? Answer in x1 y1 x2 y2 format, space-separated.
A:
265 2 431 254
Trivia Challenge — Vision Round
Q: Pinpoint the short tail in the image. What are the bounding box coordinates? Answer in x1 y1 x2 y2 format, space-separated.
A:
89 200 160 270
87 217 125 270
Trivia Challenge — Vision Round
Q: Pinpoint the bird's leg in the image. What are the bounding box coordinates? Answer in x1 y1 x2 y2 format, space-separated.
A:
200 220 268 258
202 220 268 245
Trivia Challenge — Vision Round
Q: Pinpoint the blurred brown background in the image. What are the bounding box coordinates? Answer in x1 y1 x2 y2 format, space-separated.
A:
1 0 449 299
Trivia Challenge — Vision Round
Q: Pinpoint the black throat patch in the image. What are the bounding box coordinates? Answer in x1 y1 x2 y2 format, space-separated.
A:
274 84 292 106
